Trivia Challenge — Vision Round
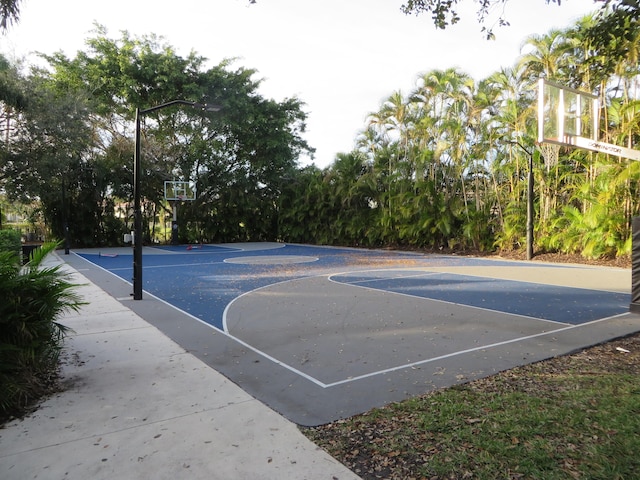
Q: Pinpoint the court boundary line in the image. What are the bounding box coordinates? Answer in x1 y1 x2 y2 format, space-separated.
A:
225 285 628 387
71 251 631 391
331 266 629 294
106 260 228 272
337 264 628 295
323 312 629 387
138 246 244 254
327 269 572 328
72 251 332 387
221 271 589 387
146 243 286 254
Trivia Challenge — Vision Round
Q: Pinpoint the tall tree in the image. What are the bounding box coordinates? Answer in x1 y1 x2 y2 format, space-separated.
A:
2 28 313 246
400 0 563 38
0 0 21 30
584 0 640 75
0 67 111 245
56 29 311 244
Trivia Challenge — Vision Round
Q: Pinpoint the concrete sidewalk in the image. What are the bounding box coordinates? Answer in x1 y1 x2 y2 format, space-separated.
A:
0 256 360 480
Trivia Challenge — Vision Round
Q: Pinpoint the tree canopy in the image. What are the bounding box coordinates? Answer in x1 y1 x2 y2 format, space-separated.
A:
400 0 563 37
2 11 639 260
0 0 20 30
0 28 312 245
276 11 640 259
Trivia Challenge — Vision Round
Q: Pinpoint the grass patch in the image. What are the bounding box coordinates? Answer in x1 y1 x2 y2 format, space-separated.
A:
303 333 640 479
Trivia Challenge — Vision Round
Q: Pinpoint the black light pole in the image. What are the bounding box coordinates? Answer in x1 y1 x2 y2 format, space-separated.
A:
61 177 70 254
132 107 143 299
132 100 221 300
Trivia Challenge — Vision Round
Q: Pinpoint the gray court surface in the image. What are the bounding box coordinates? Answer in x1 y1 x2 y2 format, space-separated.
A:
64 244 640 426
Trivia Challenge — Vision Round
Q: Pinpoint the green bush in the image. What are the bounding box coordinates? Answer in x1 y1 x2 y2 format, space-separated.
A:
0 229 21 258
0 242 84 418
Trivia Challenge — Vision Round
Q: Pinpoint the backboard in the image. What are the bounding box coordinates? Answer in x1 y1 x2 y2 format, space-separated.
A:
537 78 599 145
537 78 640 161
164 180 196 201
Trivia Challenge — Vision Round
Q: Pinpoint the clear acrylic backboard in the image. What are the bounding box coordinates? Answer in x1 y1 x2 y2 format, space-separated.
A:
164 180 196 201
537 78 640 161
537 78 599 145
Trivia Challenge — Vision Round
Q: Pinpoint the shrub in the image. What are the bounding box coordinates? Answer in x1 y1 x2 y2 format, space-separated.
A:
0 242 84 418
0 229 21 258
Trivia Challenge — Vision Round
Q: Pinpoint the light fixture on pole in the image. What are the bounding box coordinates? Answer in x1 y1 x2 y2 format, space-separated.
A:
132 100 221 300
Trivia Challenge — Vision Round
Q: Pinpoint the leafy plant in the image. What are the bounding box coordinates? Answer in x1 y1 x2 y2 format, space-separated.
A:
0 242 84 418
0 229 21 257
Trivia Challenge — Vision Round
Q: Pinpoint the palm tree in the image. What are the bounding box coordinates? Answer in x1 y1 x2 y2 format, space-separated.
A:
0 242 83 415
0 0 21 30
519 28 575 85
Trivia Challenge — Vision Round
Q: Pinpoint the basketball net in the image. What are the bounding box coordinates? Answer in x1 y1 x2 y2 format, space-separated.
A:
539 142 560 172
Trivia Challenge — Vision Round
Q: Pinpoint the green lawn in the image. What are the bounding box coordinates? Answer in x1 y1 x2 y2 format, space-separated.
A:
303 333 640 480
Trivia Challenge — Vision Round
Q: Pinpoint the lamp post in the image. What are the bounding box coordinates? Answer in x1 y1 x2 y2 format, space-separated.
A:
132 100 221 300
61 177 69 255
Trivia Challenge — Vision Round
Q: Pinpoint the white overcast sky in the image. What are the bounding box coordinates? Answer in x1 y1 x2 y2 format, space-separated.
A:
1 0 597 167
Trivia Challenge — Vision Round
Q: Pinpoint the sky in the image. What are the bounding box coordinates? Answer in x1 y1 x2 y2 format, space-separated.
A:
1 0 599 168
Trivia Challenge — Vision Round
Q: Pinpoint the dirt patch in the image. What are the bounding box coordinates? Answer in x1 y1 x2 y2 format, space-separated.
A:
0 364 64 426
386 246 632 269
495 250 631 269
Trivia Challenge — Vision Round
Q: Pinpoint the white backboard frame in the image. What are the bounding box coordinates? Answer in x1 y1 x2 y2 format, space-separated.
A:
164 180 196 201
537 78 640 161
537 78 599 145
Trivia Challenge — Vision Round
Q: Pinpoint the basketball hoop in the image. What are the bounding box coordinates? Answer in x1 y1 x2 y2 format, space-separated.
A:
539 142 560 172
164 180 196 202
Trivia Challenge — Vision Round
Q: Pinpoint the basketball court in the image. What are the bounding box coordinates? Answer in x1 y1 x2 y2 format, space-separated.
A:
63 243 639 426
57 79 640 425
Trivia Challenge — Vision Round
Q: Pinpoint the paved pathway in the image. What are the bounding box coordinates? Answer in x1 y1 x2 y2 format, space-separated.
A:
0 255 359 480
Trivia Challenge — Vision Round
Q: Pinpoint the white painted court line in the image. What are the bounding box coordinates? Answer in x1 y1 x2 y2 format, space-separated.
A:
328 270 571 328
71 253 631 392
106 260 227 271
338 270 441 285
71 252 331 387
223 307 628 389
322 314 630 388
220 272 577 388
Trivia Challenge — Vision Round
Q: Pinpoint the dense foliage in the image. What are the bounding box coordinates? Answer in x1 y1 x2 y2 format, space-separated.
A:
279 13 640 259
0 228 20 255
0 27 312 245
0 242 83 417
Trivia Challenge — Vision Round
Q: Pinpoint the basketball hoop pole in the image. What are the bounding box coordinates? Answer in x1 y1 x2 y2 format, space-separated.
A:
132 100 221 300
509 140 534 260
171 201 179 245
526 148 534 261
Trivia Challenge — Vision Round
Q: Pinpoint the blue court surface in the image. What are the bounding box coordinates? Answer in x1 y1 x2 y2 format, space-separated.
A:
68 243 639 425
